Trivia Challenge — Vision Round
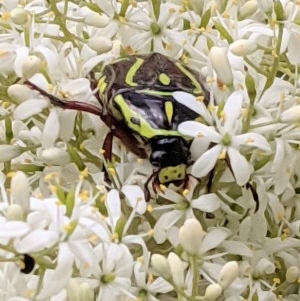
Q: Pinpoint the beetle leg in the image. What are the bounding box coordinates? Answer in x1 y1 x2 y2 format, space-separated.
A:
101 114 148 159
102 131 113 161
26 80 148 161
144 172 156 202
25 80 103 116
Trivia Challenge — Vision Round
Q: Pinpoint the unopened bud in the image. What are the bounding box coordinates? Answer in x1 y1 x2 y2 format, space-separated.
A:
209 46 233 85
10 6 28 25
10 171 30 214
7 84 32 104
22 55 43 79
87 37 113 54
238 1 258 19
229 39 257 56
286 266 300 283
77 282 94 301
167 252 185 288
274 0 285 21
6 204 24 221
84 12 110 28
178 219 204 255
204 283 223 300
0 145 22 162
151 254 172 280
218 261 239 289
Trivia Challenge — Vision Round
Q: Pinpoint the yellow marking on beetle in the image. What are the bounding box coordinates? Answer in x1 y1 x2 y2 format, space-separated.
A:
125 57 144 86
175 62 203 94
159 73 171 85
165 101 173 125
158 164 186 184
98 76 107 94
114 94 180 139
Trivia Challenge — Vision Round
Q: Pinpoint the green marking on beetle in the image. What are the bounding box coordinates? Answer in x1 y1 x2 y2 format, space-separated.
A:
165 101 173 125
114 94 180 139
125 58 144 86
158 164 186 184
175 63 203 94
159 73 171 85
137 89 174 96
98 76 107 94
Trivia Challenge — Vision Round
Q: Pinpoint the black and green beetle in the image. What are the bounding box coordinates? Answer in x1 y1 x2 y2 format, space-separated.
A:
25 53 209 199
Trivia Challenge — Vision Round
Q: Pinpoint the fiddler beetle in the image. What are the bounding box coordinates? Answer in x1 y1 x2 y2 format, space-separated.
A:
25 53 209 200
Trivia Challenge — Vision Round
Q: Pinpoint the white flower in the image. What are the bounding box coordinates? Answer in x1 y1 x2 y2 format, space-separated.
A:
124 2 186 55
179 91 271 185
92 244 135 301
152 178 220 244
133 260 173 300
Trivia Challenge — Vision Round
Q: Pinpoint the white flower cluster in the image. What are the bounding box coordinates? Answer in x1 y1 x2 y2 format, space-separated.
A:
0 0 300 300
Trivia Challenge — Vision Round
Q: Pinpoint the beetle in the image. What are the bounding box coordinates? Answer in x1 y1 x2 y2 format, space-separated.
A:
25 53 209 199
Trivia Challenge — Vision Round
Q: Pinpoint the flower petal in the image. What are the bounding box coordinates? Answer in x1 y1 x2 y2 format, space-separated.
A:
200 228 228 253
192 193 220 212
41 109 60 148
122 185 146 214
223 91 243 132
13 98 49 120
233 133 271 152
173 91 212 123
178 121 221 142
191 145 222 178
227 147 252 185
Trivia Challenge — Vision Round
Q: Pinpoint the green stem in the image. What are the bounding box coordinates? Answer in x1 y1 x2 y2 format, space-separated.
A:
261 22 284 92
190 255 199 298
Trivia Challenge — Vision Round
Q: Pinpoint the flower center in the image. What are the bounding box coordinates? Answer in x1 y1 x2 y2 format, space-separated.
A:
101 273 116 284
222 133 231 146
150 22 161 35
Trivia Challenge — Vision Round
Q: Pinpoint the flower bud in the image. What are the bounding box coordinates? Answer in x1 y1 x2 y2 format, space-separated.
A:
209 47 233 85
151 254 172 280
77 282 94 301
10 6 28 25
178 219 204 255
84 12 109 28
0 145 22 162
87 37 113 54
274 0 285 21
6 204 24 221
7 84 32 104
204 283 223 300
39 147 70 165
10 171 30 214
167 252 185 288
22 55 43 79
238 1 258 19
280 105 300 123
286 266 300 283
218 261 239 289
229 39 257 56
